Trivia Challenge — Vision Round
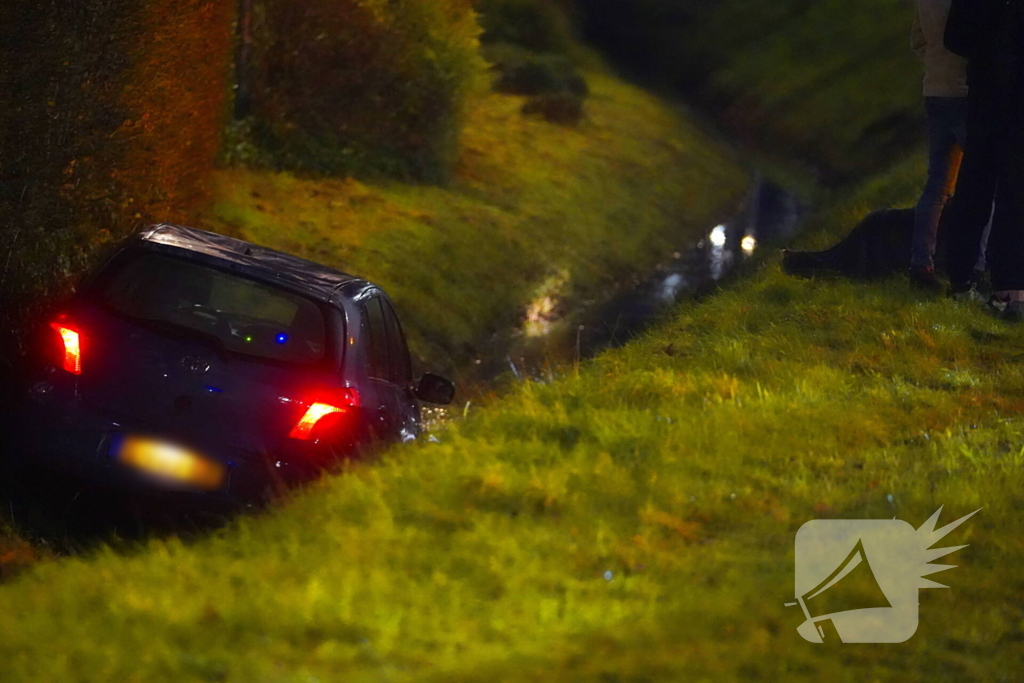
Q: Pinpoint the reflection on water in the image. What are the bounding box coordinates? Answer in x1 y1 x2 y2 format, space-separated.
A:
709 240 730 281
524 269 570 338
709 223 731 281
709 224 727 247
461 176 802 392
568 176 801 358
658 273 687 303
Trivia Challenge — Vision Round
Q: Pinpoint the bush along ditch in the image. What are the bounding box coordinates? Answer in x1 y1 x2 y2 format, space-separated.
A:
244 0 486 183
477 1 589 125
0 0 235 364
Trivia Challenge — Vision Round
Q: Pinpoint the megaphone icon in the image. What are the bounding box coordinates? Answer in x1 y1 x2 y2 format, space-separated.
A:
792 538 892 642
791 510 979 643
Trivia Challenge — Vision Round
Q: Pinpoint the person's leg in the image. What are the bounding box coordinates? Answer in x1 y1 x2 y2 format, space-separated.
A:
945 81 1002 289
913 97 966 270
987 197 1024 295
988 86 1024 304
987 191 1024 320
973 202 995 274
984 61 1024 319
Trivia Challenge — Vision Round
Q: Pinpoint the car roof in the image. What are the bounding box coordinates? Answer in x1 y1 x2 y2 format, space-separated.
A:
137 224 366 303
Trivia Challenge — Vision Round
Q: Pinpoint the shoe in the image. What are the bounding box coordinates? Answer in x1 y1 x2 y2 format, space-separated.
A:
987 294 1009 316
909 266 945 294
990 290 1024 322
973 269 992 298
949 283 985 303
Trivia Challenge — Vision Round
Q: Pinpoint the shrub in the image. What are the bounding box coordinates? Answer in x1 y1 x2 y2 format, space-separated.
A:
116 0 236 231
521 92 586 126
476 2 588 123
474 0 575 52
490 47 589 98
0 0 234 360
250 0 486 183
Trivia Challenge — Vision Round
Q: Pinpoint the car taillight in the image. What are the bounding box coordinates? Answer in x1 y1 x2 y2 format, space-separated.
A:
289 388 361 441
49 321 83 375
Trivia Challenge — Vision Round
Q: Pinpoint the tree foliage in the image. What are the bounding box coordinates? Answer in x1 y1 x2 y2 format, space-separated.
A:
474 0 576 52
250 0 486 183
0 0 235 354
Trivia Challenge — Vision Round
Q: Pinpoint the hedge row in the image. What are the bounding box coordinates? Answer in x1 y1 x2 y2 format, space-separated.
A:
474 0 576 53
0 0 494 364
249 0 486 183
0 0 235 353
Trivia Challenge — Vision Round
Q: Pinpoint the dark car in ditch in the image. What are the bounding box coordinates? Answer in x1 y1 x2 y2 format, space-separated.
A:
4 224 455 503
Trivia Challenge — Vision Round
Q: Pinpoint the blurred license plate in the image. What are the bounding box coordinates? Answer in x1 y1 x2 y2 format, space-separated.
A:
118 436 225 491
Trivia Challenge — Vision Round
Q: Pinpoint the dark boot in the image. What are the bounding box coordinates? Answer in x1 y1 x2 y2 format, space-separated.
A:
909 266 945 294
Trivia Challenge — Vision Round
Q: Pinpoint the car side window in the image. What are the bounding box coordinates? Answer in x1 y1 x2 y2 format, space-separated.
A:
362 297 391 381
381 298 412 385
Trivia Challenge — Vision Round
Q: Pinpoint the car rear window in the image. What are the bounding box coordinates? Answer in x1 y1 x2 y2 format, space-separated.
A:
99 252 329 364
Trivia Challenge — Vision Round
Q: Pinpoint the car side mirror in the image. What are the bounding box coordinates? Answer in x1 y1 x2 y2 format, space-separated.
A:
414 373 455 405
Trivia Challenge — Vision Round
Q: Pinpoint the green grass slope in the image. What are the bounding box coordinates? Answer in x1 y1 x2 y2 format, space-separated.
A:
0 65 746 573
584 0 923 181
202 71 748 372
1 154 1022 681
704 0 922 179
5 4 1020 679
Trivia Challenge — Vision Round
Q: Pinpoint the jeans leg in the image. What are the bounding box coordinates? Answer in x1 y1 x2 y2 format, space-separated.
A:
914 98 967 269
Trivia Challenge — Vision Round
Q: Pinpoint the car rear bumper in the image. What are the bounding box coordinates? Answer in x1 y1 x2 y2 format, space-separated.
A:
3 400 304 505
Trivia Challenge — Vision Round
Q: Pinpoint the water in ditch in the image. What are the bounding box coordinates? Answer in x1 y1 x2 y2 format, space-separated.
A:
456 175 803 395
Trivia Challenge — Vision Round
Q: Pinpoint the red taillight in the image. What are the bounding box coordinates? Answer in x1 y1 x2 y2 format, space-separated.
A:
289 388 361 441
49 321 82 375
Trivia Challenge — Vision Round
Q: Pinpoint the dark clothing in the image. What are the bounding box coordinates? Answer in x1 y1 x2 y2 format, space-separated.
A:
944 76 1002 286
987 78 1024 289
913 96 968 269
945 0 1009 62
783 209 916 280
944 0 1024 289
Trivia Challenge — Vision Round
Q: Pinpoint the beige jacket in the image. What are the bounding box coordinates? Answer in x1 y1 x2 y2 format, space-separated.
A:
912 0 968 97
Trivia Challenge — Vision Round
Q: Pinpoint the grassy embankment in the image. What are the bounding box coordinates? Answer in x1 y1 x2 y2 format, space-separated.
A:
0 31 747 564
203 68 747 373
4 2 1023 680
583 0 924 183
692 0 923 182
0 63 746 568
2 157 1024 681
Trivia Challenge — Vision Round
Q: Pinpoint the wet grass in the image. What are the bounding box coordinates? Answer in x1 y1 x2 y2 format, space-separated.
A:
0 66 747 574
0 521 49 584
585 0 924 182
2 152 1023 680
4 8 1019 677
700 0 923 180
200 70 749 372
